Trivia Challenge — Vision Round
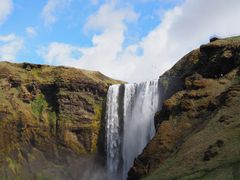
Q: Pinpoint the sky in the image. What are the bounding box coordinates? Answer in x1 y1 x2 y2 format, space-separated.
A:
0 0 240 82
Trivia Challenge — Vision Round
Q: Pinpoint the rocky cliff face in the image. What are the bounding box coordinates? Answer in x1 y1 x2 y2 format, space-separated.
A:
0 62 120 179
128 36 240 179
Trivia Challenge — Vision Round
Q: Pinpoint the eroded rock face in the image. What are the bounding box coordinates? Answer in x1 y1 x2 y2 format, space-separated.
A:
0 62 120 179
128 36 240 180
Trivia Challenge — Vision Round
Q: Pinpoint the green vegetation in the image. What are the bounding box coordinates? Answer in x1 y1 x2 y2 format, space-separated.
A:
35 173 51 180
31 94 48 118
131 36 240 180
225 35 240 41
48 111 57 133
6 157 20 175
144 84 240 179
30 94 57 133
0 61 121 179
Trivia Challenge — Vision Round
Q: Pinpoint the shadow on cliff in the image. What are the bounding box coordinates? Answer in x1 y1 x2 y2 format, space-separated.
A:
97 98 107 156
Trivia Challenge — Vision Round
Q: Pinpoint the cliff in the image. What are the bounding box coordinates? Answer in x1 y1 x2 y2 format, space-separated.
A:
128 36 240 179
0 62 120 179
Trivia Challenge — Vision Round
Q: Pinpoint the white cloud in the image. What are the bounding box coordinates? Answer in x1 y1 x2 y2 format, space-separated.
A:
41 0 71 26
25 26 37 37
41 0 240 82
39 42 82 65
0 34 24 61
40 2 139 80
85 2 137 31
0 0 13 25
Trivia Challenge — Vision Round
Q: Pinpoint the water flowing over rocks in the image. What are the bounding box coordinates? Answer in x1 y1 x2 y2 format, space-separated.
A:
106 80 161 179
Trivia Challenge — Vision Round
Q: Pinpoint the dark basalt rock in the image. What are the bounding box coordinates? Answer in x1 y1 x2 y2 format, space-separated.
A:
203 140 224 161
210 37 220 42
8 77 21 88
22 62 42 70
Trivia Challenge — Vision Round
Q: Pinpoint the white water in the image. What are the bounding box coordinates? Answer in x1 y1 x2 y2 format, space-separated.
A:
106 85 122 175
106 80 161 179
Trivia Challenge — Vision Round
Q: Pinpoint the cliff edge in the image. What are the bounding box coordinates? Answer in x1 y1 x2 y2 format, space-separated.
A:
0 62 120 179
128 36 240 179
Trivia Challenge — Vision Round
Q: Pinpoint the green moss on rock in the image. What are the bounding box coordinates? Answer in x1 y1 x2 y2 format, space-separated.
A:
129 37 240 180
0 61 121 179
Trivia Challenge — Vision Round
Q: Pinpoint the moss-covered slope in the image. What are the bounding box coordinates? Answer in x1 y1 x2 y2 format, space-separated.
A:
128 36 240 179
0 62 120 179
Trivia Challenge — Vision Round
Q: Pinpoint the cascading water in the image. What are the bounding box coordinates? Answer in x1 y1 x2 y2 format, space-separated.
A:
106 85 122 177
106 80 161 179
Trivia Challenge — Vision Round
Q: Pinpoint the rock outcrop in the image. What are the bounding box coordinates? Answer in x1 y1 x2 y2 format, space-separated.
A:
0 62 120 179
128 36 240 179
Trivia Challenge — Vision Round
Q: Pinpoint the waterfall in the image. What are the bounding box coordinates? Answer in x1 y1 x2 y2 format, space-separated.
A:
106 85 122 177
106 80 161 179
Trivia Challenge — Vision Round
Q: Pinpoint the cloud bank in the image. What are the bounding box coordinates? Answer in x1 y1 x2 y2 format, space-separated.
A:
41 0 240 82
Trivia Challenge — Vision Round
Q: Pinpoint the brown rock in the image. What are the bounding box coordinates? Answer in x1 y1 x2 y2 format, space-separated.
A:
128 36 240 180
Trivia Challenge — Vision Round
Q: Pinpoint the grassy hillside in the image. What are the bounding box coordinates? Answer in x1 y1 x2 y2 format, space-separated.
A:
0 62 120 179
128 36 240 179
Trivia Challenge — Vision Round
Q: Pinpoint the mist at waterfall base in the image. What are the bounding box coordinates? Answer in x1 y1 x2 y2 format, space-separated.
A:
106 80 161 179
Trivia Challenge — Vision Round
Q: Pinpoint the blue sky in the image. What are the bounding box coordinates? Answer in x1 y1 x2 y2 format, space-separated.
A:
1 0 183 63
0 0 240 82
